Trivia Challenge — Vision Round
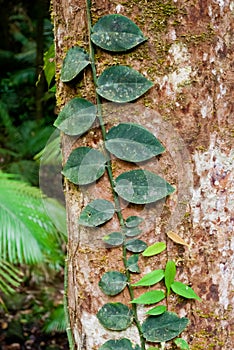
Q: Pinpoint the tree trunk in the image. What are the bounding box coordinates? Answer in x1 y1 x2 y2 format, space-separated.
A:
52 0 233 349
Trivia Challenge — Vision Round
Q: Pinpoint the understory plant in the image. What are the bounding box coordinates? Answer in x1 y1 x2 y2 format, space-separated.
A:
55 1 200 349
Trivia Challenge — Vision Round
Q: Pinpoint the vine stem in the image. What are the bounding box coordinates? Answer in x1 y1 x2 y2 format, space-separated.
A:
64 256 75 350
86 1 146 349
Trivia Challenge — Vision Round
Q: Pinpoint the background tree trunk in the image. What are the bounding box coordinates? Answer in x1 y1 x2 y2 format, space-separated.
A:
52 0 233 349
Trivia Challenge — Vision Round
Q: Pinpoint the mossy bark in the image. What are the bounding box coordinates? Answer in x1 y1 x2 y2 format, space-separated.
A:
52 0 233 349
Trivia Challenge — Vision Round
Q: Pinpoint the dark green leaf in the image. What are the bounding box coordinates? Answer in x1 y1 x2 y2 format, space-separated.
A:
165 260 176 295
99 271 127 296
146 305 167 316
62 147 106 185
60 46 90 82
43 44 55 88
171 281 201 301
99 338 140 350
105 123 165 162
142 242 166 257
174 338 190 350
97 302 133 331
124 226 142 238
103 232 124 247
126 254 140 273
131 290 165 305
78 199 115 227
125 239 147 253
97 66 153 103
54 98 96 136
132 269 164 287
142 312 189 342
91 14 146 52
125 216 144 228
115 170 175 204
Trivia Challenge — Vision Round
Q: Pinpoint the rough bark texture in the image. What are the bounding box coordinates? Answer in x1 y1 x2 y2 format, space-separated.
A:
52 0 233 349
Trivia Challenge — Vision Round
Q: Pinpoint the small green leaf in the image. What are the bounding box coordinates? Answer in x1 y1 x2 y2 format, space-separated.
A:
171 281 201 301
146 305 167 316
126 254 140 273
62 147 106 185
78 199 115 227
165 260 176 295
131 290 165 305
174 338 190 349
105 123 165 162
125 216 144 228
97 66 153 103
115 170 175 204
125 239 147 253
124 226 142 238
43 44 55 87
132 269 164 287
142 312 189 342
60 46 90 82
142 242 166 257
103 232 123 247
97 302 133 331
99 338 140 350
91 14 146 52
99 271 127 296
54 98 96 136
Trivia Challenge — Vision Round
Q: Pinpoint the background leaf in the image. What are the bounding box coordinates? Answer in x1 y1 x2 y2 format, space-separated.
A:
99 271 127 296
171 281 201 301
167 231 189 247
103 232 123 247
62 147 106 185
60 46 90 82
97 66 153 103
125 239 147 253
132 269 164 287
115 170 175 204
97 302 133 331
99 338 140 350
91 14 146 52
54 98 96 136
78 199 115 227
174 338 190 349
105 123 165 162
142 242 166 257
131 290 165 305
165 260 176 295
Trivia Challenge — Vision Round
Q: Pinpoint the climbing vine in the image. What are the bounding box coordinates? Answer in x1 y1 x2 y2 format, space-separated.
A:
54 1 201 349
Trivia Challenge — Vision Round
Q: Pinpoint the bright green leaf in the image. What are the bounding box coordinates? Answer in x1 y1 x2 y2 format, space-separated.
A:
99 271 127 296
146 305 167 316
43 44 55 88
97 66 153 103
105 123 165 162
124 226 142 238
125 239 147 253
171 281 201 301
54 98 96 136
60 46 90 82
62 147 106 185
174 338 190 349
165 260 176 295
99 338 140 350
132 269 164 287
115 170 175 204
97 302 133 331
103 232 123 247
131 290 165 305
125 216 144 228
142 242 166 257
91 14 146 52
126 254 140 273
78 199 115 227
142 312 189 342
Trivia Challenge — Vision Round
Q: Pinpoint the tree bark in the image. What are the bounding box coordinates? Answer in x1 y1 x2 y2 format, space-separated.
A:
52 0 233 349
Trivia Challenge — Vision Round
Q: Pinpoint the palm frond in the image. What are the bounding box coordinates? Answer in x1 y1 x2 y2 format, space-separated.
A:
43 304 66 333
0 259 23 296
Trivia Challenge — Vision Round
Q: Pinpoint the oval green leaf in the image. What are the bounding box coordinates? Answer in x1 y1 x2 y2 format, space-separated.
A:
54 98 96 136
60 46 90 82
115 170 175 204
99 271 127 296
146 305 167 316
125 239 147 253
97 302 133 331
142 312 189 342
142 242 166 257
126 254 140 273
62 147 106 185
78 199 115 227
171 281 201 301
105 123 165 162
174 338 190 350
99 338 140 350
125 216 144 228
97 66 153 103
165 260 176 295
124 226 142 238
132 269 164 287
103 231 124 247
131 290 165 305
91 14 146 52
